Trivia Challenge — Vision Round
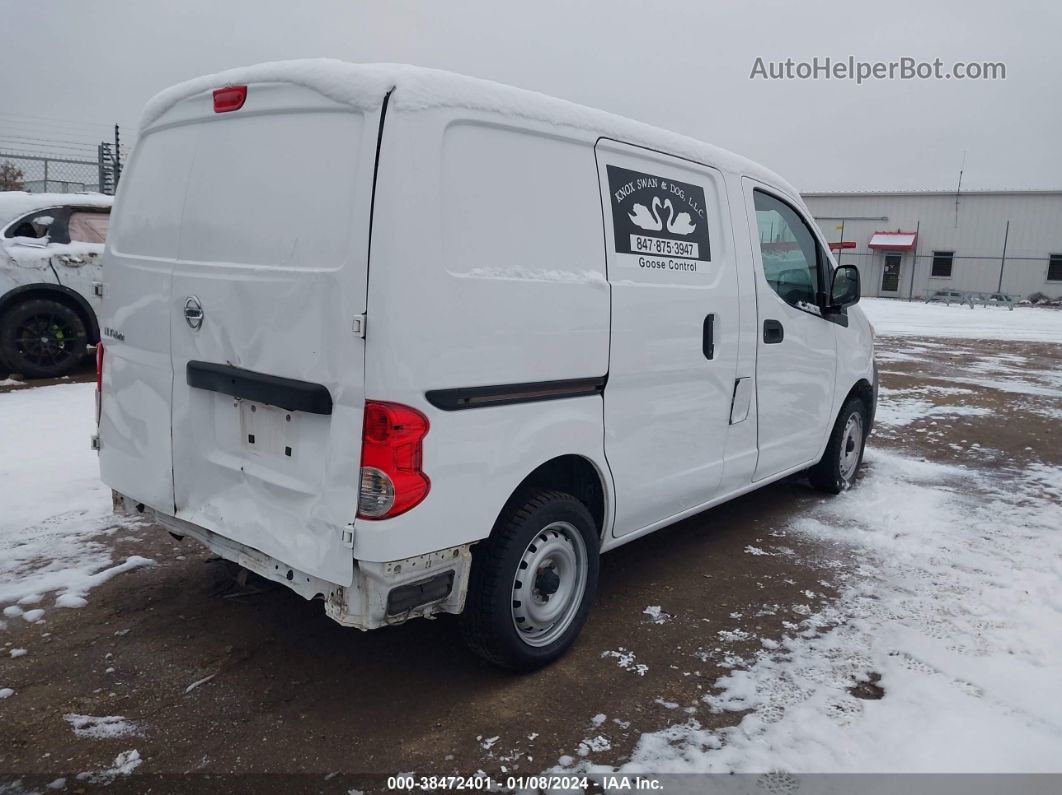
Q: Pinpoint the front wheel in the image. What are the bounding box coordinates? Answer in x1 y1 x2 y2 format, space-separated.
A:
0 298 89 379
808 396 868 493
460 489 599 671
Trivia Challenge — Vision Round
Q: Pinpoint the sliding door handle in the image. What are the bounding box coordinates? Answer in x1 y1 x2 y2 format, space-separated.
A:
702 313 715 359
763 319 784 344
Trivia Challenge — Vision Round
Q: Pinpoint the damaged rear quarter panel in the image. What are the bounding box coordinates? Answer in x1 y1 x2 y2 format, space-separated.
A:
0 241 104 316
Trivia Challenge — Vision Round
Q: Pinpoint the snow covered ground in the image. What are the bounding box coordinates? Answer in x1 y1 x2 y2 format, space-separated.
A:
0 383 152 634
554 302 1062 778
584 451 1062 775
1 299 1059 782
860 298 1062 342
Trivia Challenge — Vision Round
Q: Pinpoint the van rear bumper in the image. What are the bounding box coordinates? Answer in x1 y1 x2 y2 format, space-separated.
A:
113 491 471 630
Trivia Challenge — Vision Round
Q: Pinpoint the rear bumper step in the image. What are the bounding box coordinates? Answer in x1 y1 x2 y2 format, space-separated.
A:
186 361 333 415
386 571 455 616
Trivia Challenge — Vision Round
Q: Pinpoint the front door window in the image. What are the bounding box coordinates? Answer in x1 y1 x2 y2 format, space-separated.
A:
881 253 901 292
753 191 822 310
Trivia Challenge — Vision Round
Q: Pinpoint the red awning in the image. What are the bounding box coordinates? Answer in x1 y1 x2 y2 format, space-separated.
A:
868 232 917 250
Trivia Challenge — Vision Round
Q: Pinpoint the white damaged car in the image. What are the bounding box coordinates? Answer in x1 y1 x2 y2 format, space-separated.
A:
0 192 112 377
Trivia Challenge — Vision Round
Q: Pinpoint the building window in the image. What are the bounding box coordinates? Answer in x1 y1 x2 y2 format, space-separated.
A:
931 251 954 278
1049 254 1062 282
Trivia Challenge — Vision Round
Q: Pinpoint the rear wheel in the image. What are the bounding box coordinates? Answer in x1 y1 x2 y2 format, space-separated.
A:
808 396 868 493
461 489 599 671
0 298 88 378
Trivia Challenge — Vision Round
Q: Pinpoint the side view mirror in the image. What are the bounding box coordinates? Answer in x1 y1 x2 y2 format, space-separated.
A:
830 264 861 309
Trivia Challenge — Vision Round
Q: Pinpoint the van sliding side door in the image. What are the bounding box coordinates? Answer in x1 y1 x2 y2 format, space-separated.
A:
595 139 740 537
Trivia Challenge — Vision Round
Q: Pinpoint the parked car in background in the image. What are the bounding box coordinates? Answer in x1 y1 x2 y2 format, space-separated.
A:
0 192 112 377
972 292 1017 310
925 289 973 307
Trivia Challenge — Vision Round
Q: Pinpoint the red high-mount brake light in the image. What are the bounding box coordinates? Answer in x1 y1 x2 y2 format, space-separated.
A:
213 85 247 113
357 401 430 520
95 342 104 425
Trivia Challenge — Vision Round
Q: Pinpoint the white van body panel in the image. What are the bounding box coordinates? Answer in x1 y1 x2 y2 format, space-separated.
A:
354 397 612 563
102 60 876 629
839 306 876 397
367 111 609 392
99 126 194 514
712 171 761 496
359 108 611 562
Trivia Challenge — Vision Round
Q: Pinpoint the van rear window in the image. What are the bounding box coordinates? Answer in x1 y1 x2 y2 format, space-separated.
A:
178 111 365 269
108 125 197 257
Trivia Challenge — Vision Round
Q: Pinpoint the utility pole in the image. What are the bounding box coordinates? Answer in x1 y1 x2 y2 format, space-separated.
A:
997 220 1010 292
954 150 966 228
113 124 122 187
907 220 920 301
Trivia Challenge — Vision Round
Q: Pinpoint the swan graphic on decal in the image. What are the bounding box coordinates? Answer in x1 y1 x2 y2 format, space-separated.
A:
629 196 698 235
606 165 711 268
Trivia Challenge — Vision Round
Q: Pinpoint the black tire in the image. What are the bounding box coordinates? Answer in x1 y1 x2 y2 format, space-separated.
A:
808 396 869 494
0 298 88 379
460 489 599 671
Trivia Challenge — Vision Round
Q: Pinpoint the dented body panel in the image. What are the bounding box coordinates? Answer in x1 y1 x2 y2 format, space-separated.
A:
0 194 112 348
101 84 376 587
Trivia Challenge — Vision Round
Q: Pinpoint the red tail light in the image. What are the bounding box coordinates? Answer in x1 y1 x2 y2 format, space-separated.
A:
357 401 430 520
213 85 247 113
95 342 104 425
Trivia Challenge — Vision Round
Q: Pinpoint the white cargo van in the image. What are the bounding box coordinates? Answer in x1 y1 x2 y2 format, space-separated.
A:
98 61 876 670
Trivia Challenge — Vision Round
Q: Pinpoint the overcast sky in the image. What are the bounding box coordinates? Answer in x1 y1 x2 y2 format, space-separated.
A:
3 0 1060 191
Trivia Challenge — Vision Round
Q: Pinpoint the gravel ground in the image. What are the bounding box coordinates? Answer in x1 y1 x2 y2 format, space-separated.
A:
0 334 1058 791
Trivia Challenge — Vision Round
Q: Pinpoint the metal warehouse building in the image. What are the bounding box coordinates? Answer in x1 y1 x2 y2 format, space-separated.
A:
802 190 1062 300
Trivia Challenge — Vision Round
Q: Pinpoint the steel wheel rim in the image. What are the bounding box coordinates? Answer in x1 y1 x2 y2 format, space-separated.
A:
839 412 864 483
511 521 588 648
14 313 78 368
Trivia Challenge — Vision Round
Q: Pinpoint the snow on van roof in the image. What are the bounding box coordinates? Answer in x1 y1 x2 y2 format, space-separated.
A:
141 59 799 200
0 192 112 226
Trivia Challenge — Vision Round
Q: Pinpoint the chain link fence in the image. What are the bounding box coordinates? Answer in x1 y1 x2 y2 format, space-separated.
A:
0 145 119 195
835 250 1060 302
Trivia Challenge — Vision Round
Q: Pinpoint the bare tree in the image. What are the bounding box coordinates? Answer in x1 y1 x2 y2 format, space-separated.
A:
0 161 26 191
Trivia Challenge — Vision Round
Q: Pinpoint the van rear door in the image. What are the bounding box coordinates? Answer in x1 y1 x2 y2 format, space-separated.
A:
99 124 197 517
171 84 380 585
107 82 381 586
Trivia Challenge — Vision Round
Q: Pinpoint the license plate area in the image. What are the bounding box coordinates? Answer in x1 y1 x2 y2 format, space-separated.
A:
238 400 299 460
